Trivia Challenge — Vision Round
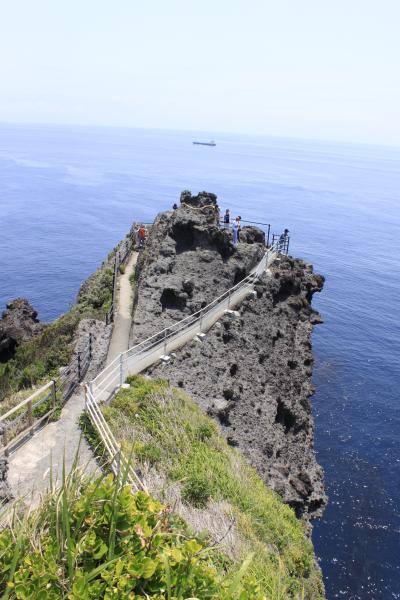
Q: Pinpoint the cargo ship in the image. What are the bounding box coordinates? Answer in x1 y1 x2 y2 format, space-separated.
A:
193 140 216 146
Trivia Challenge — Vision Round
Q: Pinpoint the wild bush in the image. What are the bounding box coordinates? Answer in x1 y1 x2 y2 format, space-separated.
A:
0 468 267 599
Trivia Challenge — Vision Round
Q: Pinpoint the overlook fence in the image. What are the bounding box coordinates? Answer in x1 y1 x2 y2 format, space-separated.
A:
219 219 271 246
84 240 282 487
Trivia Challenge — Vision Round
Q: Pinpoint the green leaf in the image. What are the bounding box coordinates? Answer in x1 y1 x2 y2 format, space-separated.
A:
141 558 157 579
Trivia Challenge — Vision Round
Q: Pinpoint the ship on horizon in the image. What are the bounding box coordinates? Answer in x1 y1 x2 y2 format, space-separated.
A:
193 140 216 146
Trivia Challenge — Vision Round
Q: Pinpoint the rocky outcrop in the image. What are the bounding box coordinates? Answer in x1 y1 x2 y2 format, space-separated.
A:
133 191 326 518
131 191 265 342
0 299 43 362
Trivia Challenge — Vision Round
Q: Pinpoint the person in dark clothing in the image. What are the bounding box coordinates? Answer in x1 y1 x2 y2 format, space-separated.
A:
223 209 230 228
279 228 289 253
172 203 178 210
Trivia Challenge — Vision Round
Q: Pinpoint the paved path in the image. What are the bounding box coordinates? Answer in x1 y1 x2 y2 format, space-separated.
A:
106 252 137 365
7 253 138 505
8 387 97 506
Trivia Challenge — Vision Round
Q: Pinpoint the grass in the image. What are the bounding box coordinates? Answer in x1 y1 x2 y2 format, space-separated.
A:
97 375 325 599
0 462 270 599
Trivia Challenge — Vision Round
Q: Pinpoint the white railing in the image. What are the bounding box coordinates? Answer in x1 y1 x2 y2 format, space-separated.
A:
0 381 56 457
84 384 144 492
84 241 279 487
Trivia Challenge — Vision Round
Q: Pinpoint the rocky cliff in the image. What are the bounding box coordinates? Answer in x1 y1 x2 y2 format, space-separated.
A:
132 191 326 518
0 299 43 362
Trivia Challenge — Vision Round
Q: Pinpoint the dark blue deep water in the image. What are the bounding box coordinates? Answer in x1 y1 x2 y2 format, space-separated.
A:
0 123 399 599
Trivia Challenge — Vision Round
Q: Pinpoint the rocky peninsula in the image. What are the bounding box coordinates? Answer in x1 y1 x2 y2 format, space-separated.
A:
0 190 326 596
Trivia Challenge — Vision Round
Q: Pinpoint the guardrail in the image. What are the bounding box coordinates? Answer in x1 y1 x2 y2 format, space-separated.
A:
219 219 271 246
272 233 290 255
84 241 281 485
0 334 92 457
84 383 144 492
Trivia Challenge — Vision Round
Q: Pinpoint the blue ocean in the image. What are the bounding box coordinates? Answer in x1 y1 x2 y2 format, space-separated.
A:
0 123 399 599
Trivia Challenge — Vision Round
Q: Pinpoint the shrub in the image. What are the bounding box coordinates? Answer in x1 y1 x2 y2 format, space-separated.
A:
182 473 212 508
134 441 162 465
0 469 267 599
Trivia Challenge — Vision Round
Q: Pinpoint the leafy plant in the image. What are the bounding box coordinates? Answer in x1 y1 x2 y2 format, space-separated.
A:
0 466 268 599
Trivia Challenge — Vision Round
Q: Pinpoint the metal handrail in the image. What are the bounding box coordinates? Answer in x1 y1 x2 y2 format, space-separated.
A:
84 385 145 491
94 249 267 387
0 333 93 457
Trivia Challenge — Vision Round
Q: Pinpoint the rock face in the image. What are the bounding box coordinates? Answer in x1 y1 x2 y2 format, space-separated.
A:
131 191 265 342
133 191 326 518
0 299 43 362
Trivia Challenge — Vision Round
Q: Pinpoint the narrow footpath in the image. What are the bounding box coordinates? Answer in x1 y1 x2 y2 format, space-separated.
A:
7 253 138 505
106 252 137 364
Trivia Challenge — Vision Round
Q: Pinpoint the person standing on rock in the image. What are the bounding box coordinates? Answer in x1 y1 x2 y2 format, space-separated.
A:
279 228 289 253
235 215 242 241
138 225 146 249
232 220 239 246
223 209 230 228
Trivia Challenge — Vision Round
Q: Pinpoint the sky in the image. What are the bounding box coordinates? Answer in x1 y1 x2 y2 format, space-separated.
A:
0 0 399 146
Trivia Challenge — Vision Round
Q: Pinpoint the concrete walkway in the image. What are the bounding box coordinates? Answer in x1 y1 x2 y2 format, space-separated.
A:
7 253 138 505
7 388 97 505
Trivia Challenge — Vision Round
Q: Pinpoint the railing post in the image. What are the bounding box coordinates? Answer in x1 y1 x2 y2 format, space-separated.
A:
163 329 167 356
28 400 33 436
89 333 92 361
3 428 9 458
51 380 57 410
119 354 124 386
88 383 94 407
199 309 203 333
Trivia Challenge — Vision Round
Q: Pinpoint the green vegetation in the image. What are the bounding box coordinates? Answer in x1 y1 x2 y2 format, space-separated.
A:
0 466 268 599
98 376 324 599
0 264 114 404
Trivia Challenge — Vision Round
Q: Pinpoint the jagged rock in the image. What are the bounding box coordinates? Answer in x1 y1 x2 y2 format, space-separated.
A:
133 193 327 518
179 190 219 225
131 192 264 342
240 225 266 244
0 299 43 362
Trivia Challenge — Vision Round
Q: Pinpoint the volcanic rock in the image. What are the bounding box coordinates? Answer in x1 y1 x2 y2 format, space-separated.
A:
0 299 43 362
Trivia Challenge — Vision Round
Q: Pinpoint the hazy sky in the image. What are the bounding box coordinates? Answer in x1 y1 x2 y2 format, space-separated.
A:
1 0 399 145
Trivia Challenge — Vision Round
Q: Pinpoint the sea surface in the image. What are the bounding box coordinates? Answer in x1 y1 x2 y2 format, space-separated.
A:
0 123 399 599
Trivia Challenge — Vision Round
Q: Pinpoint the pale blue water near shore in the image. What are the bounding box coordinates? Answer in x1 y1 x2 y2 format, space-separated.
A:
0 123 399 598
